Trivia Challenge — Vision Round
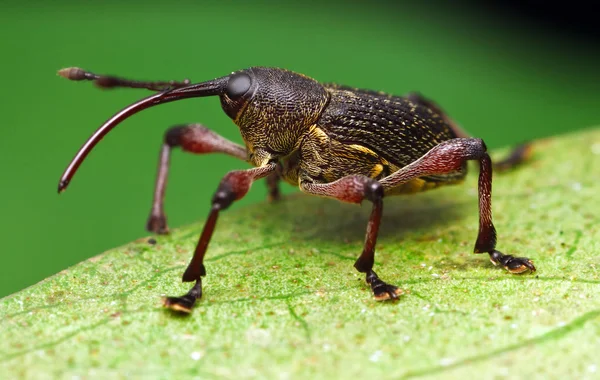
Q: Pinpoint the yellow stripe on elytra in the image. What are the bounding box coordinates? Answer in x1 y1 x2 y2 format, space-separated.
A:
346 144 378 157
370 163 384 178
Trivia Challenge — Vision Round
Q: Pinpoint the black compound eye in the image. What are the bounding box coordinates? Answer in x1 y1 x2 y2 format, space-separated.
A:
225 73 251 99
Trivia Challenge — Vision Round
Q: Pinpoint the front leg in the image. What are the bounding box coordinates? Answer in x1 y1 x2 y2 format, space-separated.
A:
301 176 403 301
163 163 277 313
147 124 248 234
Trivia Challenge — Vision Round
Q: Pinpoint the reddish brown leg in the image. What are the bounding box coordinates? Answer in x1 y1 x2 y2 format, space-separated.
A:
301 176 403 301
266 169 281 202
380 138 536 274
147 124 247 234
163 163 277 313
493 142 534 172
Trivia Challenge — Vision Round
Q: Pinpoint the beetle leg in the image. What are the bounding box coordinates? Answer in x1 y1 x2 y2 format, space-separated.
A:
493 143 534 172
163 163 277 313
489 250 536 274
301 176 403 301
265 168 282 202
379 138 536 274
147 124 247 234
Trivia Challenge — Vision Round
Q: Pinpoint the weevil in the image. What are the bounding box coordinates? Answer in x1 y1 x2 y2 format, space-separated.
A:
57 66 536 313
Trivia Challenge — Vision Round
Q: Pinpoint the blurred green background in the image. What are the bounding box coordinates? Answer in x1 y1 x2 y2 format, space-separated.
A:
0 1 598 298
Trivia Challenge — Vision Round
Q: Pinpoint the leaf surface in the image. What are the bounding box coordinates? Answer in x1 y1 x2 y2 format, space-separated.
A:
2 129 599 379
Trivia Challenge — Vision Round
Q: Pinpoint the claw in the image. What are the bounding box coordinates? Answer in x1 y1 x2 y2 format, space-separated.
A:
373 285 404 301
366 270 403 301
505 258 536 274
489 250 536 274
162 279 202 313
162 295 195 314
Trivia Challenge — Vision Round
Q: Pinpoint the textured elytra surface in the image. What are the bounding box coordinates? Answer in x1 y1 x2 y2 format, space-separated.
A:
320 86 456 168
1 129 599 379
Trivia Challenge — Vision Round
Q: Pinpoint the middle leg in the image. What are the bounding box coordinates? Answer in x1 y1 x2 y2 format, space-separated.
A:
301 176 403 301
265 169 282 202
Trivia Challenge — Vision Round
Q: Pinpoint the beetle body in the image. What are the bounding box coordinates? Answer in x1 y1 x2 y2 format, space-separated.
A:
281 83 466 193
220 67 464 191
58 66 535 313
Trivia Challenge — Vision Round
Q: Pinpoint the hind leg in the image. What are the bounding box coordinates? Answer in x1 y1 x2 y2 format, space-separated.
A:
380 138 536 273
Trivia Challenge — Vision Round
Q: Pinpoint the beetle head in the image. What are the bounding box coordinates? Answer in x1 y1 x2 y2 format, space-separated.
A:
58 67 328 192
218 67 329 166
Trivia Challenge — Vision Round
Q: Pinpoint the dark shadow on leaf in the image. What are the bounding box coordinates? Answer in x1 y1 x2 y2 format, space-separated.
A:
278 189 467 245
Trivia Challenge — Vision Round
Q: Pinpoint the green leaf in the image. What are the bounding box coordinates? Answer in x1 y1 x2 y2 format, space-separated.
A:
2 129 599 379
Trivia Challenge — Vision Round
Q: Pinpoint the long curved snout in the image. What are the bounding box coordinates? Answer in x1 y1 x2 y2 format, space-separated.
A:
57 70 229 193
